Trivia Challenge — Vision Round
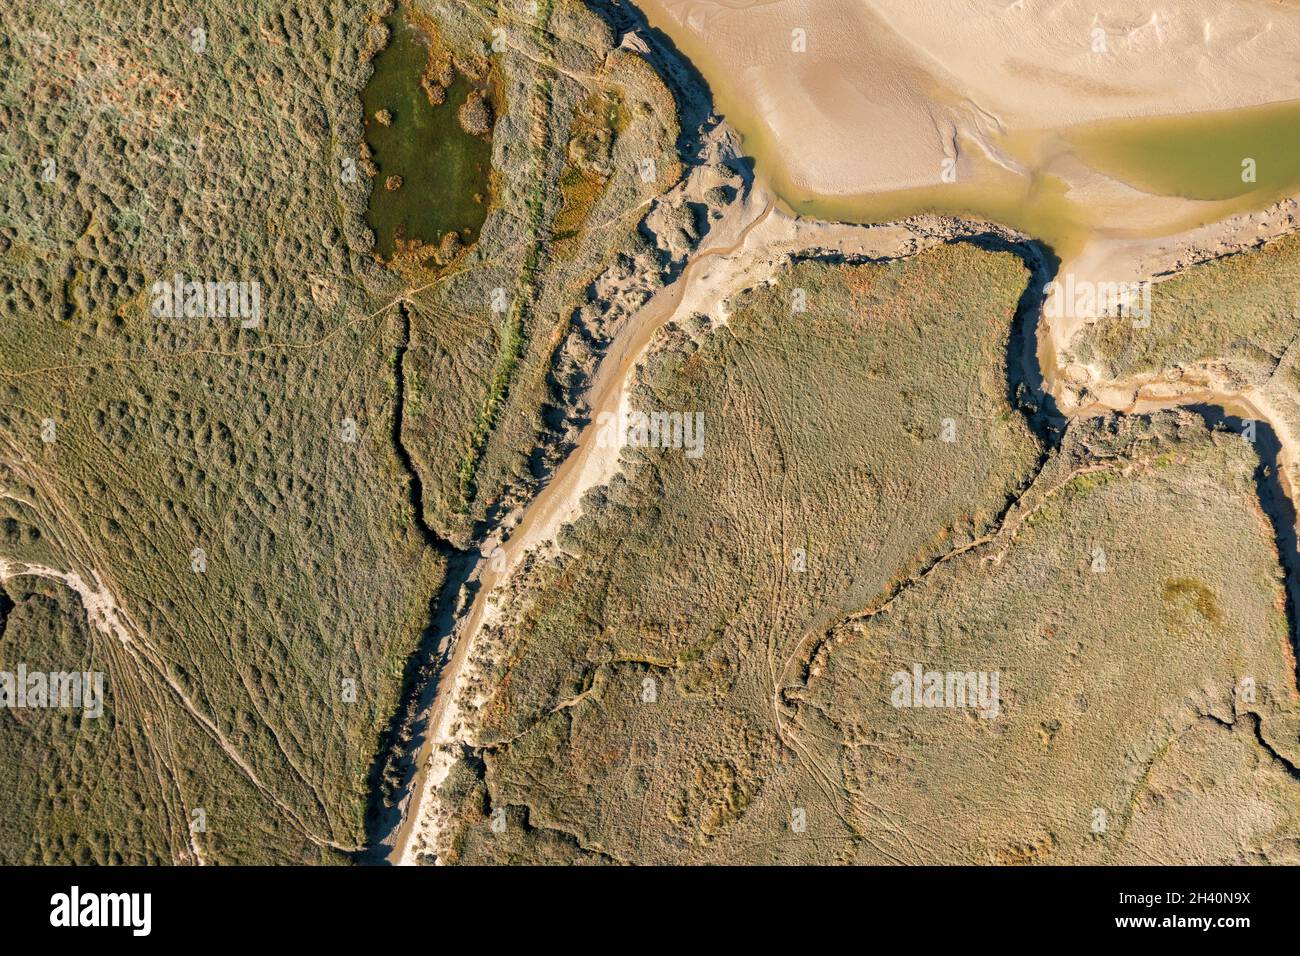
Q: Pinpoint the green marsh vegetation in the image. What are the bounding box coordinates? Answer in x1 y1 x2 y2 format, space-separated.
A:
395 0 684 545
441 272 1300 861
0 0 684 860
0 0 445 862
2 0 1298 866
438 245 1300 864
1071 230 1300 384
361 6 493 261
437 246 1049 862
797 412 1300 864
1068 231 1300 480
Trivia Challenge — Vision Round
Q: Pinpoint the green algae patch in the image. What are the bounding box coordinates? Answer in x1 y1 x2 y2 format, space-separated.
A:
1162 577 1224 626
361 8 492 261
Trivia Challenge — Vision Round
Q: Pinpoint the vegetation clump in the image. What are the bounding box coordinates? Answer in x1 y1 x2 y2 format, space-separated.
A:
457 90 493 137
436 231 462 264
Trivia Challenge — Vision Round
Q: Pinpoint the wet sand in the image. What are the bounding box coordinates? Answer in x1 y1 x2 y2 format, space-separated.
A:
635 0 1300 258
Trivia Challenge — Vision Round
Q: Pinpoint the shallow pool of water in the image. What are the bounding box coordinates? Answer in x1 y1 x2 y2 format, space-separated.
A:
361 10 492 260
1068 99 1300 203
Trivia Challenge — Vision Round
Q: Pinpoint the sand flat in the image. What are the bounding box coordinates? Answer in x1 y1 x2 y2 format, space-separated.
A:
637 0 1300 247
